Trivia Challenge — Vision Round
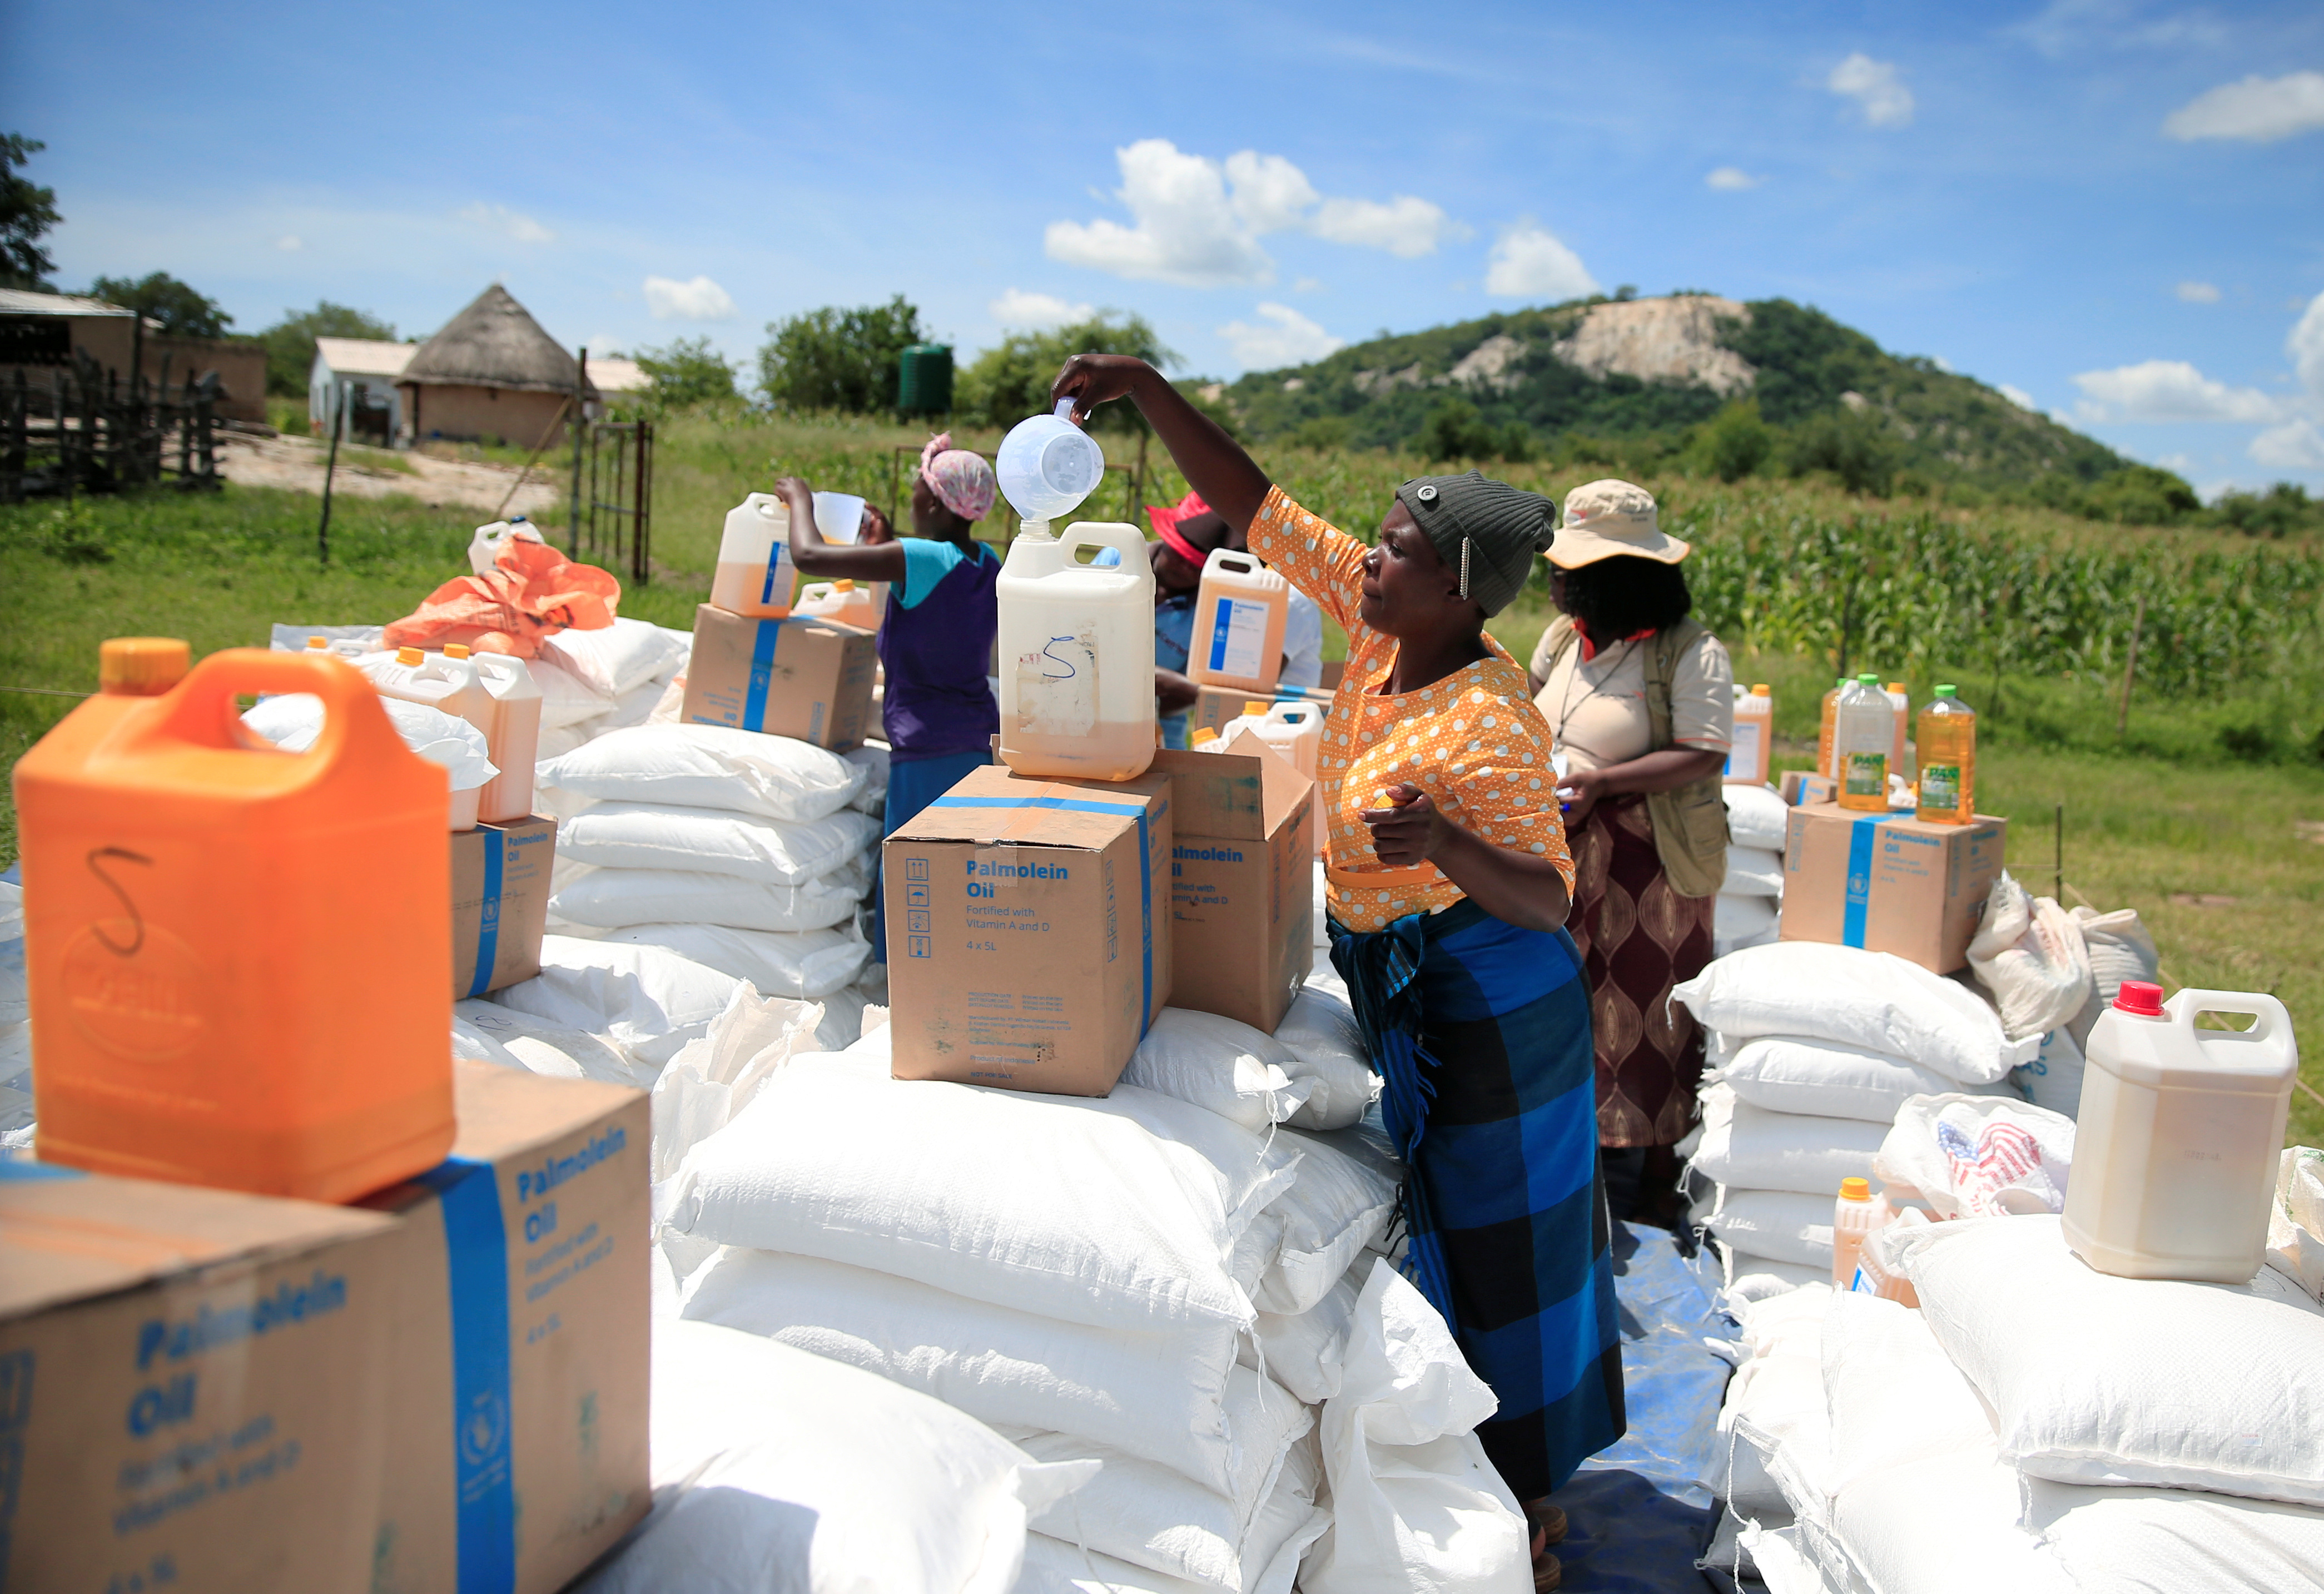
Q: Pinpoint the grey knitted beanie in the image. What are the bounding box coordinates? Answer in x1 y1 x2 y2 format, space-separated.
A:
1392 470 1559 618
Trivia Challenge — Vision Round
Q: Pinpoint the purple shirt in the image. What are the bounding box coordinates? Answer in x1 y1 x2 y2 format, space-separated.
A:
878 537 999 759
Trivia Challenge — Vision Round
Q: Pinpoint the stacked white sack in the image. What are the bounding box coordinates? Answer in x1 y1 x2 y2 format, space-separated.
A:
535 725 880 1024
528 619 692 759
1963 872 2161 1119
1674 942 2037 1296
1715 783 1789 959
648 987 1522 1592
1714 1214 2324 1594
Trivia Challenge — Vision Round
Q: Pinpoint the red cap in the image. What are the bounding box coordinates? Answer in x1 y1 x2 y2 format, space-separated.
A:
2113 980 2165 1017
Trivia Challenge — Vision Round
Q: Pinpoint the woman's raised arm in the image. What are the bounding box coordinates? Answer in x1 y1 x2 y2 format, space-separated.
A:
1051 356 1272 536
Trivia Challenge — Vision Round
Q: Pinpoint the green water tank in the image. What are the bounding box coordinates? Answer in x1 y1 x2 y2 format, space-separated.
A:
897 344 954 415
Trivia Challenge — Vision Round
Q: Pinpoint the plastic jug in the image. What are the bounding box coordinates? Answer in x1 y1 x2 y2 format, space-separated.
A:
454 646 543 822
798 578 885 633
1833 674 1893 812
997 520 1156 780
469 516 544 575
711 493 798 618
362 645 496 830
1816 678 1844 781
1187 550 1289 693
1831 1175 1883 1287
1225 699 1323 779
2064 981 2298 1284
1726 683 1772 786
13 640 455 1202
995 400 1106 527
1884 682 1911 777
1915 686 1976 825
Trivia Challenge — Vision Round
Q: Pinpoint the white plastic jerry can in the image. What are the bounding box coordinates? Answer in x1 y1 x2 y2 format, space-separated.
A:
469 517 543 575
2064 980 2300 1284
797 578 883 633
710 493 797 619
360 646 495 830
997 520 1156 781
465 649 543 823
1186 549 1289 694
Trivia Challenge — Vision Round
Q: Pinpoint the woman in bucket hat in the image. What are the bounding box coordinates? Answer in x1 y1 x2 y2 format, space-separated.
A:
1526 480 1733 1218
1054 355 1620 1588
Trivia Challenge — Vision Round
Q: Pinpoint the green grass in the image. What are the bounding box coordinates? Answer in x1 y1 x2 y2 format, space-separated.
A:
8 433 2323 1144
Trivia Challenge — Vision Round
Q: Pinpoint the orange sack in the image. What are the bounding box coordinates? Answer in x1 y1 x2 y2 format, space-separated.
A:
383 535 622 657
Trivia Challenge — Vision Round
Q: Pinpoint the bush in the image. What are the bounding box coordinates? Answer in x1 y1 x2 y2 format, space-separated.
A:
2083 464 2199 525
1417 398 1531 464
630 336 740 413
1700 398 1772 483
757 295 923 415
2212 482 2318 539
1786 408 1897 495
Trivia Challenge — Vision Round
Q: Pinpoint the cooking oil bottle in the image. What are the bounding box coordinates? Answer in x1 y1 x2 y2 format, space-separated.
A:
1915 686 1977 824
1816 679 1845 781
1833 674 1894 812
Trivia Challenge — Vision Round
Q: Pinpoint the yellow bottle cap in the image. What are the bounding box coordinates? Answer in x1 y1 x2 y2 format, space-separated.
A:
98 637 191 696
1244 701 1269 717
398 646 424 666
1887 682 1905 693
444 642 471 659
1191 727 1218 746
1751 683 1770 696
1839 1176 1872 1201
306 635 329 649
833 579 854 592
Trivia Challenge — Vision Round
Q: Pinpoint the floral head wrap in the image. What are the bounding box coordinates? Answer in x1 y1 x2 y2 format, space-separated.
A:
918 433 997 523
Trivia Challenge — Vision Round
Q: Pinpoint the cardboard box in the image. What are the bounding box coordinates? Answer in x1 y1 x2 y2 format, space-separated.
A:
362 1061 650 1594
453 813 557 999
1780 769 1837 807
0 1167 404 1592
1779 803 2007 974
885 764 1173 1094
682 603 876 749
1151 734 1314 1032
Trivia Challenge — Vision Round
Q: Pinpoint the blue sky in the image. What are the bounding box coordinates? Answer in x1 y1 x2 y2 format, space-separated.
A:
8 0 2322 494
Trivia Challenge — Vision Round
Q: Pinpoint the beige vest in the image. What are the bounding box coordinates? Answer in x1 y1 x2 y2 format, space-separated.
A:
1538 614 1729 899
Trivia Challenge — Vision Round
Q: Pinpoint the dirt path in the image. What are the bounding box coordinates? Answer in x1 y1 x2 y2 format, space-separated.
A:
219 432 565 520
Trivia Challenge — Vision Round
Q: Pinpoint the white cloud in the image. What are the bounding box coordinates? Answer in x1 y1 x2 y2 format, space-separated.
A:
1308 195 1452 257
1705 167 1762 190
1218 304 1344 369
2290 289 2324 399
2010 1 2226 57
642 275 737 321
2163 71 2324 143
1045 140 1452 287
1828 53 1915 128
1293 276 1323 294
459 202 555 244
1999 383 2038 410
2251 418 2324 469
274 234 302 251
989 288 1096 329
2070 358 2281 421
2176 280 2222 303
1483 221 1600 300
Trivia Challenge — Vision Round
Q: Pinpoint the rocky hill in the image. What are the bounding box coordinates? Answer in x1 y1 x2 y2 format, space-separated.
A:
1223 293 2127 492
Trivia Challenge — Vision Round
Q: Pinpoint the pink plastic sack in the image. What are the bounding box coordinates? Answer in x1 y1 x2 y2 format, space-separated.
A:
384 537 620 658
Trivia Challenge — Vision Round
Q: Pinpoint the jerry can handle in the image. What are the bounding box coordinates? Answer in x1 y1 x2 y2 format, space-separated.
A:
2169 988 2297 1058
1205 548 1257 575
1057 520 1150 571
1268 700 1324 727
162 648 420 764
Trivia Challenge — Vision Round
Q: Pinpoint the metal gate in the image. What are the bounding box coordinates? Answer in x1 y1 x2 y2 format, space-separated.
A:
569 417 653 585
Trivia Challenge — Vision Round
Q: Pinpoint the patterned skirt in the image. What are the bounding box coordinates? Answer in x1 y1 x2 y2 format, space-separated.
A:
1568 793 1716 1149
1330 900 1626 1501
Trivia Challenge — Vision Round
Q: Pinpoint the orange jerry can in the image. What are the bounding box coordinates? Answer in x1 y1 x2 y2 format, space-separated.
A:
13 638 456 1201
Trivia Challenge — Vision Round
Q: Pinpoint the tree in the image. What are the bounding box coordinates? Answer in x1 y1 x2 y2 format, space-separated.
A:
257 302 398 396
1 133 60 291
2212 481 2317 539
1417 396 1532 463
957 312 1178 433
1699 396 1772 482
631 336 739 411
88 271 233 339
757 295 924 414
2083 464 2199 525
1787 407 1898 495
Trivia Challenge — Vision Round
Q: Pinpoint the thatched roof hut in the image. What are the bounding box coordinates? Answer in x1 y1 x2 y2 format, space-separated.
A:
401 284 584 395
398 284 588 446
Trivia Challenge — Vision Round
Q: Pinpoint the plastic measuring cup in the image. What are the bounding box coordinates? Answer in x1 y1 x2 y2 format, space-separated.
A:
811 491 867 544
996 399 1106 525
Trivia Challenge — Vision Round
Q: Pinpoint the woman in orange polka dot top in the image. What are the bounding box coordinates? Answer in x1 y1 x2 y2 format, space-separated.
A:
1054 355 1622 1578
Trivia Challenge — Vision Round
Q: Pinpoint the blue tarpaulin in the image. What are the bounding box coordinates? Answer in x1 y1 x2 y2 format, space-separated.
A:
1543 1216 1739 1593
